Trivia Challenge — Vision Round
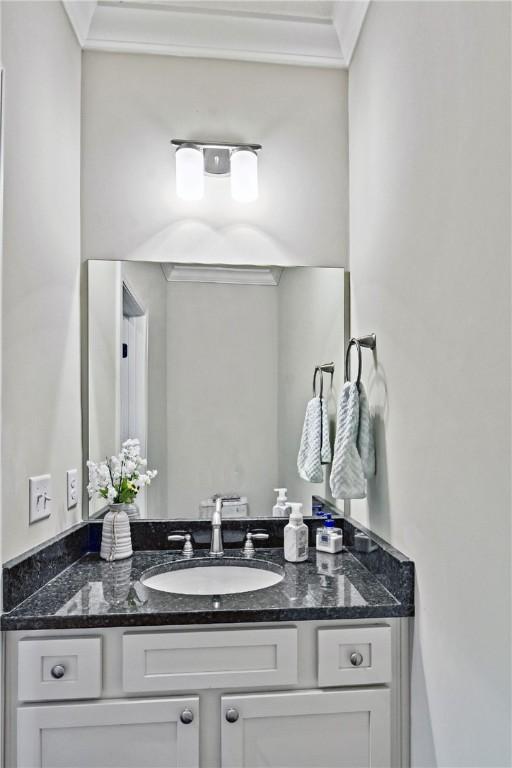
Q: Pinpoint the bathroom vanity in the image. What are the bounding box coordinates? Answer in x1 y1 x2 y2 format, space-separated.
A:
0 260 414 768
7 619 405 768
2 517 414 768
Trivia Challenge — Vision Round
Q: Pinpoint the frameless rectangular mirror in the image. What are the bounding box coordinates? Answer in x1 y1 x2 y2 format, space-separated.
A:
85 261 346 519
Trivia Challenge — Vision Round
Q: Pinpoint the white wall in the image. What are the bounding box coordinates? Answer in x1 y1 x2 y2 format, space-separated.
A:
348 2 511 766
81 52 348 268
166 280 278 517
1 1 82 562
278 267 346 511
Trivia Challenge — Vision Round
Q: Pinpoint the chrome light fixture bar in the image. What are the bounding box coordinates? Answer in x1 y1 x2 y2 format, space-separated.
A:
171 139 262 202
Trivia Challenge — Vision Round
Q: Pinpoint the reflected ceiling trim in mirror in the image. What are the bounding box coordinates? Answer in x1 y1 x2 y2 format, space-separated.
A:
160 263 283 286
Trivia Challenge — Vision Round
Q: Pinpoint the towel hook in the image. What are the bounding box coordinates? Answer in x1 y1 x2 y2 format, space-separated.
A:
313 362 334 398
345 334 376 386
345 338 362 385
312 367 324 398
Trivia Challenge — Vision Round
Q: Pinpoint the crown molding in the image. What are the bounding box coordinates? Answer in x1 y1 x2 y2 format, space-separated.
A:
63 1 370 69
332 1 369 66
84 39 345 68
62 1 97 47
86 2 344 68
160 263 283 285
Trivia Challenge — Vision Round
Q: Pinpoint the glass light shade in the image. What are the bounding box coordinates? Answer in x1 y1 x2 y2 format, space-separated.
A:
175 145 204 201
231 149 258 203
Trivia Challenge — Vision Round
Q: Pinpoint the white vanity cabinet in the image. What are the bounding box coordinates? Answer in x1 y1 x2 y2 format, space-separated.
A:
17 697 200 768
5 619 410 768
221 688 391 768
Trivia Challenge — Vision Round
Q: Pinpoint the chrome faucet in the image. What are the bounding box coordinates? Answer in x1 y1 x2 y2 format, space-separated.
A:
210 498 224 556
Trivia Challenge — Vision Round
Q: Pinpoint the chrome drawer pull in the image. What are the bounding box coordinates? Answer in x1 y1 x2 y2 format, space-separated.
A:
180 709 194 724
226 708 239 723
350 651 364 667
50 664 66 679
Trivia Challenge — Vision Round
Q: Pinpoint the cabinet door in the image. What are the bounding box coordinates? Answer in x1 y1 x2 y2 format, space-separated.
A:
221 689 390 768
18 697 199 768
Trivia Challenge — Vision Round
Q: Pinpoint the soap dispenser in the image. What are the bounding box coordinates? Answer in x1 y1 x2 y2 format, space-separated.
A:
284 503 308 562
316 513 343 554
273 488 291 517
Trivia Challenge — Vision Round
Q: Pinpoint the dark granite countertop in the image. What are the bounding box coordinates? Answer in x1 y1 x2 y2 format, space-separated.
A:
1 545 413 631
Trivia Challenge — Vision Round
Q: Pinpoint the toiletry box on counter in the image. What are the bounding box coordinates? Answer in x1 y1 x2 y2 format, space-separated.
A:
5 619 408 768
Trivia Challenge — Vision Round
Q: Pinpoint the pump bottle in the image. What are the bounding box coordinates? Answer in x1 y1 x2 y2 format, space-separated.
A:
284 503 308 562
273 488 291 517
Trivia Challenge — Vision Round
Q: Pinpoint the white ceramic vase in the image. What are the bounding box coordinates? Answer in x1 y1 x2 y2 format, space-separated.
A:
100 505 133 562
120 502 140 521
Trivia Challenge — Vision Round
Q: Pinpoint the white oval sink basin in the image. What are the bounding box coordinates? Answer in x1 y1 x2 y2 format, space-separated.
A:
142 559 284 596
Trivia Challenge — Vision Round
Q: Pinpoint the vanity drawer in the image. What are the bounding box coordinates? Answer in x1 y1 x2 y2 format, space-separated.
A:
123 627 298 692
317 625 391 686
18 637 102 702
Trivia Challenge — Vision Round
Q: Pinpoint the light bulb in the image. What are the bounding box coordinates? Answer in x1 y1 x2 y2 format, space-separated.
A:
175 145 204 201
231 148 258 203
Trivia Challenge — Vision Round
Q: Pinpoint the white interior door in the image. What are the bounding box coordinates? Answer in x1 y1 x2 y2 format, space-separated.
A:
18 697 199 768
121 314 147 448
221 688 391 768
121 283 148 516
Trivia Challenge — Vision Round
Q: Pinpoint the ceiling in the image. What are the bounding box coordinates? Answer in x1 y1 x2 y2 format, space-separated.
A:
63 0 369 68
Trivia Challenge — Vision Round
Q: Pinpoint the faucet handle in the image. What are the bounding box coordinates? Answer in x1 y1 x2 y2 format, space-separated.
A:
167 532 194 556
243 530 269 554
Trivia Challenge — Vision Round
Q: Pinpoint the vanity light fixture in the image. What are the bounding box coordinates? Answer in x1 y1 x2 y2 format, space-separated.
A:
171 139 262 203
231 148 258 203
175 144 204 201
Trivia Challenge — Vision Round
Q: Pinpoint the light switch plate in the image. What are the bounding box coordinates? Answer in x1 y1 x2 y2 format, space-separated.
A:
29 474 52 524
67 469 78 510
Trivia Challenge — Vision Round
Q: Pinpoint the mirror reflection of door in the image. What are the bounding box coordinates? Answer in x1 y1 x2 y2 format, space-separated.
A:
121 283 148 517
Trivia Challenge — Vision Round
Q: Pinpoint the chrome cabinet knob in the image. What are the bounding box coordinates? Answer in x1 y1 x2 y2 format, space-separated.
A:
50 664 66 679
180 709 194 724
350 651 364 667
225 708 239 723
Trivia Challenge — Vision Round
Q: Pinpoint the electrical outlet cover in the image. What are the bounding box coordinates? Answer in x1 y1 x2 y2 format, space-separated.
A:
29 474 52 524
67 469 78 510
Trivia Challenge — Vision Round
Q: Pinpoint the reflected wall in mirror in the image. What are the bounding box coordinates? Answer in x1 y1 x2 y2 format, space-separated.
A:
86 262 346 519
